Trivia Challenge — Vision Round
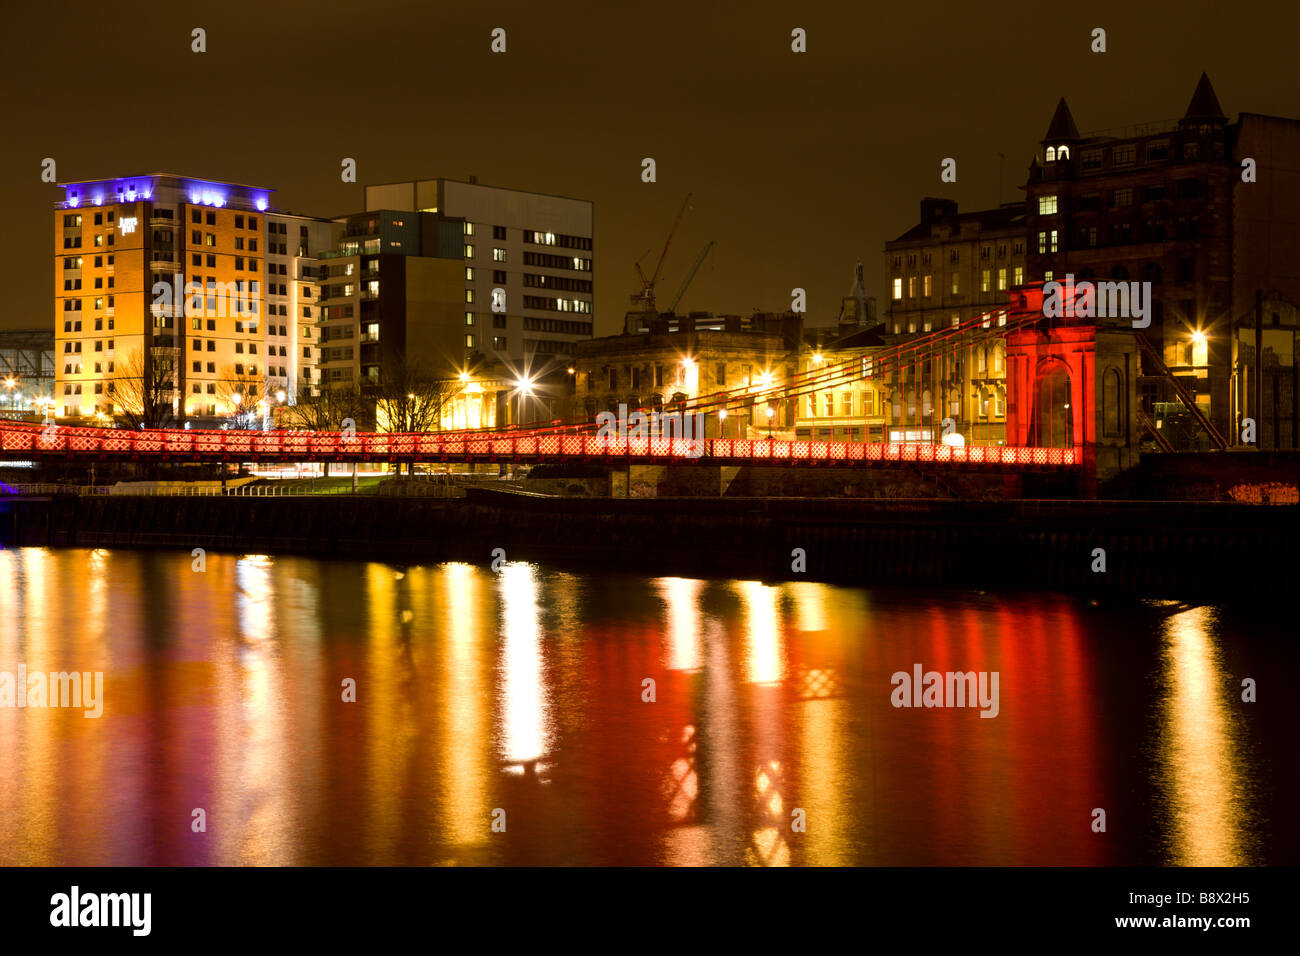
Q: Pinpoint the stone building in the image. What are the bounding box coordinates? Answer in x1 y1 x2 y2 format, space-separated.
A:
795 265 890 441
884 202 1026 444
1024 73 1300 448
572 312 803 439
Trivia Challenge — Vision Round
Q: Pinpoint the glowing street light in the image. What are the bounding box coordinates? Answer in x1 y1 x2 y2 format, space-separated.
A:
513 375 535 425
765 404 775 440
275 389 287 404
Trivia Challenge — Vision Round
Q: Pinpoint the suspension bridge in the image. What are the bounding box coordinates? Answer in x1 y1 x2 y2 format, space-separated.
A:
0 285 1101 473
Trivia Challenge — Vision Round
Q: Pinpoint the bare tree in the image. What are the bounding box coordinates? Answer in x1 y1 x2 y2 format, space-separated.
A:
213 365 268 429
283 381 370 431
111 346 178 429
375 359 461 433
281 381 370 477
375 359 462 475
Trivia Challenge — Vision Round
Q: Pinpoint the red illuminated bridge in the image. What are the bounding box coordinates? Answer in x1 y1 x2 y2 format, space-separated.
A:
0 419 1078 470
1 285 1111 474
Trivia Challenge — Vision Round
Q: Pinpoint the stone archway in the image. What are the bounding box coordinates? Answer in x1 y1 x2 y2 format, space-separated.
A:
1029 359 1073 448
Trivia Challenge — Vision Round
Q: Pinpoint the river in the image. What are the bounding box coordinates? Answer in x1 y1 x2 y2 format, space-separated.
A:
0 546 1293 865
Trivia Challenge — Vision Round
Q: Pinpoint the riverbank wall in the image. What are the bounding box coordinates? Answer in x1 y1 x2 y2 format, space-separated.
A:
1 490 1293 598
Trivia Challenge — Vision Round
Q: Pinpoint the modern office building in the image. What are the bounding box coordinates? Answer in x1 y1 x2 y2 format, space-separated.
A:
53 174 273 423
363 178 594 370
1024 73 1300 447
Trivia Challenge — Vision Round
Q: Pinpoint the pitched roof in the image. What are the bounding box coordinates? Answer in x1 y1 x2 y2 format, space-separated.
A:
1181 72 1227 124
1044 98 1081 142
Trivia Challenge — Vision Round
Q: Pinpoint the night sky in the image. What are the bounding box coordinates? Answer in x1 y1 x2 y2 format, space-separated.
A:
2 0 1294 335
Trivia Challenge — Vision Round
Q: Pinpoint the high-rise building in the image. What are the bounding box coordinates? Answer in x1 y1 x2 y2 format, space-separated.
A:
1025 74 1300 447
315 208 473 392
262 212 337 403
54 174 274 423
363 178 594 370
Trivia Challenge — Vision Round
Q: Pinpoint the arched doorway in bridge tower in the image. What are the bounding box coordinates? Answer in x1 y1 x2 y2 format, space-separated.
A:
1029 359 1073 448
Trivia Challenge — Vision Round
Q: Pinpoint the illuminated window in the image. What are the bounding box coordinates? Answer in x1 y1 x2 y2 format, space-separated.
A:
464 244 474 258
465 312 475 325
493 248 507 262
892 278 902 300
1045 146 1056 162
1037 231 1048 254
981 270 990 292
1038 195 1058 215
923 274 932 296
907 276 916 297
465 334 476 347
822 392 834 417
1014 266 1024 285
997 268 1007 291
951 273 960 294
465 267 475 280
1056 145 1070 160
465 289 475 303
841 391 853 416
463 222 474 236
1050 230 1058 253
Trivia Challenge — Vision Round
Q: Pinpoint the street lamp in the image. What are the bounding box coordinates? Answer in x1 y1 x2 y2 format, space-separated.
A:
765 404 775 440
718 406 727 439
514 376 535 425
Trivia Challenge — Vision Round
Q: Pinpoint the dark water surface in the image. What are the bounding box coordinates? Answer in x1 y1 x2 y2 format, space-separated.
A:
1 547 1294 866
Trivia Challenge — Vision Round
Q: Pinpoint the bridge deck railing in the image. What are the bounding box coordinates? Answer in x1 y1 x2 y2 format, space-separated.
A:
0 422 1079 469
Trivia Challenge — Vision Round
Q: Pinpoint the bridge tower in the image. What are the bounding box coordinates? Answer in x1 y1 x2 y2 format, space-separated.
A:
1005 318 1143 491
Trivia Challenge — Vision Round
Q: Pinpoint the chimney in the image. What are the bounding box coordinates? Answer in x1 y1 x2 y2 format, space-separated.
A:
920 197 958 223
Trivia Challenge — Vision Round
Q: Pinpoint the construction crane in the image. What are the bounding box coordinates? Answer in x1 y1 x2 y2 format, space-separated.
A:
668 240 716 313
630 193 692 312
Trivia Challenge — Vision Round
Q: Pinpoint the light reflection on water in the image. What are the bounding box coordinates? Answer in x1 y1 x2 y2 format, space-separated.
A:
0 547 1289 866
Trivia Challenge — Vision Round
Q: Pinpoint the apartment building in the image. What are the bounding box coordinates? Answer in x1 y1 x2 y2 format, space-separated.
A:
262 213 337 403
315 209 469 392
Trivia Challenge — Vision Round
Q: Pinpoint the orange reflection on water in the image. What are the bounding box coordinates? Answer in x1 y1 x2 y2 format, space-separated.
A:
1155 606 1256 866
